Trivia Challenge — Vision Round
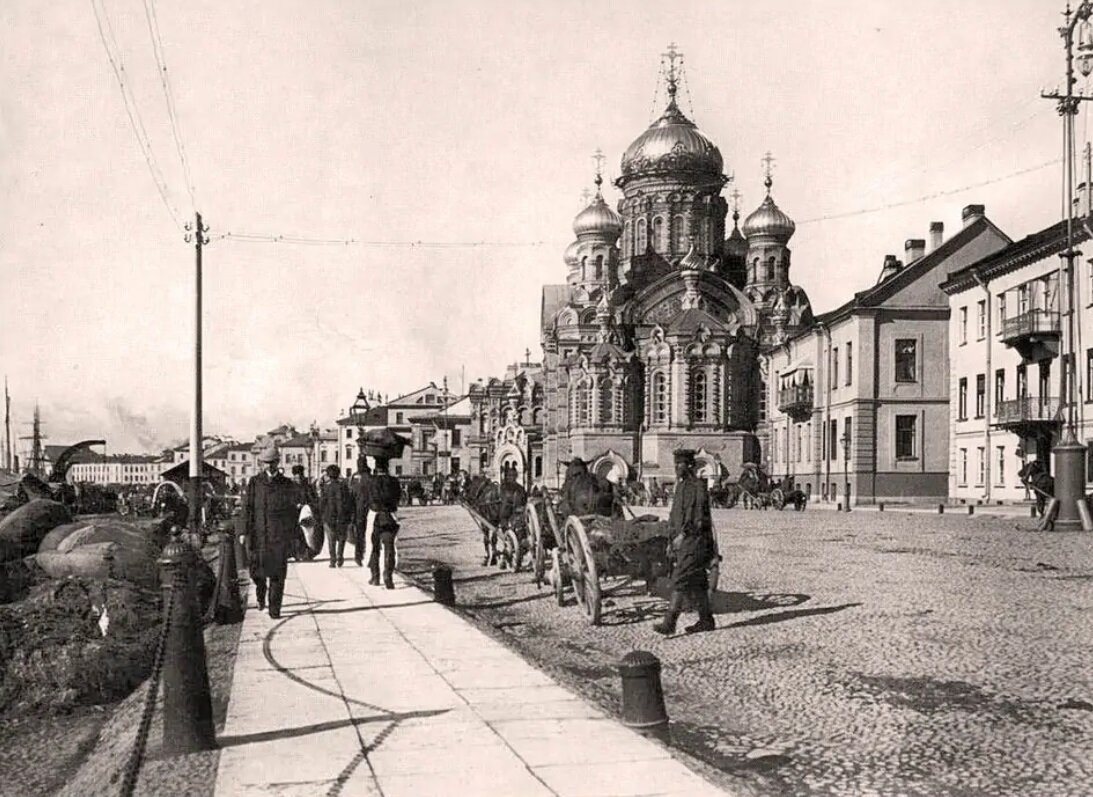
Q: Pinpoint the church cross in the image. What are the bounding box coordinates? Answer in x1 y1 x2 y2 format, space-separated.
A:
730 188 743 214
662 42 682 98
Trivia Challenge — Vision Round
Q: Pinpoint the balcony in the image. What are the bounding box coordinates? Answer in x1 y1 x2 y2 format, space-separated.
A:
777 384 814 420
999 309 1060 362
993 396 1062 435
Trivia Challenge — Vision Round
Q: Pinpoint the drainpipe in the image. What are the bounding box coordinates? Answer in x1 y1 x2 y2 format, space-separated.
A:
973 270 992 503
818 320 832 501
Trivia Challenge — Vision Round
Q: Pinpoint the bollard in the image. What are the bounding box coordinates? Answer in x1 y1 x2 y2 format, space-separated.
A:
212 531 244 625
968 505 975 516
879 503 885 512
836 502 842 512
158 538 216 755
1031 505 1038 518
433 564 455 606
938 504 945 514
619 651 669 743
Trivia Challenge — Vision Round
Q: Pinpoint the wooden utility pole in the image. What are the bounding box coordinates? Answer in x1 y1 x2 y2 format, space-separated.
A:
3 377 11 472
185 212 208 536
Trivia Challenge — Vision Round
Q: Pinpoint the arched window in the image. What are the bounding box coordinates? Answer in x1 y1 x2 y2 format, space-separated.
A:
672 215 686 253
636 219 648 253
599 377 614 424
622 221 631 259
652 217 665 252
571 381 591 428
652 371 668 424
594 255 604 280
692 367 708 424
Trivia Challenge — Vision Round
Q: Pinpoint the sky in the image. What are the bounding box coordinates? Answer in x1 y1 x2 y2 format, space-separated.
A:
0 0 1082 455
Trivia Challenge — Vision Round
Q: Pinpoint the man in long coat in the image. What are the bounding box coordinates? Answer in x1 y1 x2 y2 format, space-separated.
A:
243 446 298 618
353 458 372 567
653 449 716 635
291 464 321 561
321 464 352 568
367 457 402 588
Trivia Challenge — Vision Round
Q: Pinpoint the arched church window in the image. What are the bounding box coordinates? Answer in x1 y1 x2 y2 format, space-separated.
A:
652 217 664 253
692 367 708 424
702 217 710 252
599 377 614 424
672 215 686 253
595 255 604 280
637 219 648 253
766 256 776 281
571 381 591 428
652 371 668 424
622 221 631 259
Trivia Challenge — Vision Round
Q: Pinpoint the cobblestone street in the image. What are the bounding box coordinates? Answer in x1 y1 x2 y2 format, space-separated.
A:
394 505 1093 796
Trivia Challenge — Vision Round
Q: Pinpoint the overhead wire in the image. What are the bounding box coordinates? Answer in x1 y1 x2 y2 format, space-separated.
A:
212 232 548 248
90 0 183 230
142 0 198 210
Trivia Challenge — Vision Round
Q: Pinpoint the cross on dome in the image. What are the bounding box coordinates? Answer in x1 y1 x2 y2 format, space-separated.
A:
592 148 606 194
761 151 776 194
662 42 682 101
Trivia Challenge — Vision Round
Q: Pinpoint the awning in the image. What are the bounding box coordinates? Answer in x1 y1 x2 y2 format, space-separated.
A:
779 358 814 387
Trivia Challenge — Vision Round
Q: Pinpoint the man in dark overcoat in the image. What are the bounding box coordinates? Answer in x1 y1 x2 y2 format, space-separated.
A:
353 458 372 567
367 458 402 588
321 464 351 568
291 464 320 561
243 446 297 618
653 449 716 635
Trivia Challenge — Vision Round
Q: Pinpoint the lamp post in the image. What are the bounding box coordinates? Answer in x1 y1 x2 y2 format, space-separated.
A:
307 421 320 481
841 430 851 512
1043 2 1093 530
349 388 370 475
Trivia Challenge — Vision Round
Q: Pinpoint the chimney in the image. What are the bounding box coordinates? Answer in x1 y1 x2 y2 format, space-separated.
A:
929 221 944 251
904 238 925 263
878 254 903 284
962 204 985 227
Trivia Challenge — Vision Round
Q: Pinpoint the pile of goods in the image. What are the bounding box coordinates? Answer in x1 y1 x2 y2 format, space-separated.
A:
359 428 411 459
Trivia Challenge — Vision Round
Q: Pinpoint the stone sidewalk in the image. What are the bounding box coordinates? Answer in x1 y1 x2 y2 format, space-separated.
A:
213 559 729 797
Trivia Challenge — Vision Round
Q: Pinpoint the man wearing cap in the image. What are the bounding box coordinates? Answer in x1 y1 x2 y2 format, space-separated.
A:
243 446 297 618
320 464 352 568
367 458 402 588
352 457 372 567
653 449 716 635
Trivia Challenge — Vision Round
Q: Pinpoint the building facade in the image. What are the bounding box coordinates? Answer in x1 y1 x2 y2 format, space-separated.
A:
67 453 170 485
539 55 812 489
763 205 1011 505
942 218 1090 503
467 361 545 487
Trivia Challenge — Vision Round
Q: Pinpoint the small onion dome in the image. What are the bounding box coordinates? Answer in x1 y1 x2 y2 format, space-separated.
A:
572 193 623 240
619 100 723 184
724 212 748 259
563 240 581 267
742 178 795 241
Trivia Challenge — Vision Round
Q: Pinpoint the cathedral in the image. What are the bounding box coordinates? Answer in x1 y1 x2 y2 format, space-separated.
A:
539 49 814 488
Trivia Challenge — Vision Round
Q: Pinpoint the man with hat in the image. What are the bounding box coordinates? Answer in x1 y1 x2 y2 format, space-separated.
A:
366 457 402 588
653 448 716 635
352 457 372 567
243 445 297 618
320 464 352 568
291 464 320 561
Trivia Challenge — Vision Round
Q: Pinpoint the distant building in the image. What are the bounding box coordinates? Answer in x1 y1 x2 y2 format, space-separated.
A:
67 453 170 485
763 205 1010 505
224 442 256 484
467 361 545 487
409 395 476 479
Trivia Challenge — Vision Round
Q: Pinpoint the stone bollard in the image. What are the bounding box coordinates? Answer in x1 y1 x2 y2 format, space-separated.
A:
836 502 842 512
619 651 669 743
879 503 885 512
158 538 216 755
212 531 243 625
968 505 975 516
938 504 945 514
433 565 455 606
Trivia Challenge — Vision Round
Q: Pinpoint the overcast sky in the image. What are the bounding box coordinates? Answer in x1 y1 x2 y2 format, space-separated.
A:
0 0 1079 454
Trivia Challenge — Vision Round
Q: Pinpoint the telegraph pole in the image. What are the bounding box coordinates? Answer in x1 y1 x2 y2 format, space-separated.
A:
185 212 209 537
4 377 11 472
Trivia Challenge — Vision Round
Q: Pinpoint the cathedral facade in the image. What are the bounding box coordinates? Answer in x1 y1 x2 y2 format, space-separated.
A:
539 55 813 489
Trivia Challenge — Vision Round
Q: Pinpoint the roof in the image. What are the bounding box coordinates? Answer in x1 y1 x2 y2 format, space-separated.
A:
541 285 568 331
279 434 315 448
160 460 229 481
228 442 255 452
336 405 388 426
941 217 1087 293
411 395 473 424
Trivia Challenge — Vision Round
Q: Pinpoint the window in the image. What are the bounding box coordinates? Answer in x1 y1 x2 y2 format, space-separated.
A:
599 377 615 424
396 412 404 424
534 456 542 478
691 368 708 423
652 372 668 424
345 445 352 460
1038 360 1051 399
976 300 986 340
451 457 461 474
346 428 353 439
846 342 853 386
843 417 852 460
895 339 917 382
320 449 328 462
997 293 1006 329
1087 349 1093 403
996 446 1005 486
959 306 968 344
995 369 1005 409
672 215 685 252
1017 364 1028 398
395 465 403 476
758 376 767 422
1017 284 1029 315
959 448 968 485
652 217 664 252
832 347 839 389
958 377 968 420
975 374 985 418
636 218 647 253
796 425 803 463
451 428 461 446
422 462 430 476
828 419 838 460
895 415 916 459
976 447 985 486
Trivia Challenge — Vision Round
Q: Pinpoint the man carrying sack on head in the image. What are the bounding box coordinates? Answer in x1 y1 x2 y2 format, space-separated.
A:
367 457 402 589
243 445 297 619
653 449 716 636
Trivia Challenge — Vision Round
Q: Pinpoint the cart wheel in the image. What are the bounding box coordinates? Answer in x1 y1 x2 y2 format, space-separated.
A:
564 516 602 625
770 487 786 510
527 502 547 588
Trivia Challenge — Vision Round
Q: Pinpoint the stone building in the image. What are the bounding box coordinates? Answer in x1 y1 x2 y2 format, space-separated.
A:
467 361 545 486
539 51 812 488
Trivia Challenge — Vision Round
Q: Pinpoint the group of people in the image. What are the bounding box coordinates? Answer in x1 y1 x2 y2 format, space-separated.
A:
239 444 403 618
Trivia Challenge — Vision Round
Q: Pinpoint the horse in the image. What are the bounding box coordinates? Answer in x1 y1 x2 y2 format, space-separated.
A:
559 461 615 518
737 464 771 509
783 488 808 511
1018 460 1054 517
464 475 503 564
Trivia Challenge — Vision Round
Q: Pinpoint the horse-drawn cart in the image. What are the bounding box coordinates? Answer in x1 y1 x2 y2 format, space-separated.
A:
460 499 524 572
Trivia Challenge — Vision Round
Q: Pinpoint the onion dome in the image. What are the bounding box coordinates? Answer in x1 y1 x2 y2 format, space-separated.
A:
572 173 622 240
619 99 723 184
563 240 581 267
742 176 795 241
724 207 748 259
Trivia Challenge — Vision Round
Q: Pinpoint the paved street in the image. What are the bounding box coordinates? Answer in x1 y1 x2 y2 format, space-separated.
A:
393 505 1093 797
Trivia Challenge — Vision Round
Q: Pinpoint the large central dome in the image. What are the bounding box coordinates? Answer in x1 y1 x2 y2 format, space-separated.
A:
618 100 724 185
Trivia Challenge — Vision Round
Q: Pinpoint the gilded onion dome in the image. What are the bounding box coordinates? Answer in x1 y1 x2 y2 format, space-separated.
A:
619 99 723 184
742 177 795 241
572 175 623 240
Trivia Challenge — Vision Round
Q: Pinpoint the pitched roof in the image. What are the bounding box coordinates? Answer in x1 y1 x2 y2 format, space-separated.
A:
336 405 388 426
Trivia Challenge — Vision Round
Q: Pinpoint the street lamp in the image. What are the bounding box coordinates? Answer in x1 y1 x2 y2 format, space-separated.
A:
1043 2 1093 530
307 421 320 480
841 430 851 512
349 388 370 474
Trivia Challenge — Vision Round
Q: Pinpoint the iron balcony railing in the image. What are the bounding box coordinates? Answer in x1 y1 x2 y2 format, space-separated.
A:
778 384 814 414
993 396 1062 425
1000 309 1060 343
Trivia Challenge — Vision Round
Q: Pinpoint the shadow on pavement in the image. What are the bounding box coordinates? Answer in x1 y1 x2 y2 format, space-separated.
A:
217 707 450 748
720 602 862 629
709 591 811 615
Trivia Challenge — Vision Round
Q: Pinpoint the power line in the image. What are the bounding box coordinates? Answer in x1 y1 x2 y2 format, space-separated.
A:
90 0 182 229
797 157 1061 225
142 0 198 210
212 231 548 248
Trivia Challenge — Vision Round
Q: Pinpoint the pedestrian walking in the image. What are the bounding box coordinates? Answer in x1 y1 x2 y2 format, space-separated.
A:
321 464 352 568
353 458 372 567
367 457 402 589
291 464 320 561
243 445 297 619
653 449 716 636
